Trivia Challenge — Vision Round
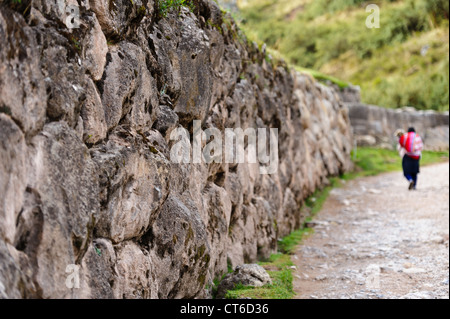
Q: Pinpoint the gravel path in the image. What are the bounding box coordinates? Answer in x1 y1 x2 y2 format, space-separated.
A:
293 162 449 299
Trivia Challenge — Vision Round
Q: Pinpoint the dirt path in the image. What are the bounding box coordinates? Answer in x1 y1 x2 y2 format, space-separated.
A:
293 162 449 299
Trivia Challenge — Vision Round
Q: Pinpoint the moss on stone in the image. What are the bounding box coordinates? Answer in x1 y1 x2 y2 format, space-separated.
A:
184 225 194 246
195 244 206 262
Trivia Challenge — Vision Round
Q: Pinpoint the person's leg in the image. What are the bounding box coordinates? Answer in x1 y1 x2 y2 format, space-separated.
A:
413 174 418 189
403 156 415 190
402 156 409 181
404 173 415 190
404 173 413 182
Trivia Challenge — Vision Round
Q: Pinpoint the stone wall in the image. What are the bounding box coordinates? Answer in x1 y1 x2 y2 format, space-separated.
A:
0 0 352 299
332 82 449 151
348 104 449 151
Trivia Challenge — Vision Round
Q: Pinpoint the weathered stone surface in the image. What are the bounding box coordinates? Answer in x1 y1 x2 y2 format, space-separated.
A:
0 9 46 137
31 0 90 24
92 129 171 243
39 28 86 127
77 238 116 299
81 77 108 144
0 242 25 299
144 195 211 299
23 122 99 298
201 183 232 278
0 115 27 244
83 14 108 81
89 0 152 39
99 41 159 132
113 241 157 299
216 264 272 298
151 8 214 125
153 104 179 139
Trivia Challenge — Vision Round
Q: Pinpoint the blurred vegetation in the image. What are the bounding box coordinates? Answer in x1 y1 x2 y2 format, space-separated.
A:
235 0 449 111
224 231 315 299
350 146 449 176
224 253 296 299
157 0 195 17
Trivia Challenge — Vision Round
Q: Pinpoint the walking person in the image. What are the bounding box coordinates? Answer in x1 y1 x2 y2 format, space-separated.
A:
397 127 424 190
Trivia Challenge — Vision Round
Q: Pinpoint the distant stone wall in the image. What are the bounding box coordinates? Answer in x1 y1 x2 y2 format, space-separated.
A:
332 81 449 151
332 84 362 105
348 103 449 151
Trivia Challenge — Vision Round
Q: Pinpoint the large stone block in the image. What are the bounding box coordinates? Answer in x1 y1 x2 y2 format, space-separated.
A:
0 115 27 244
0 9 46 137
99 42 159 132
19 122 100 298
143 195 211 299
92 129 171 243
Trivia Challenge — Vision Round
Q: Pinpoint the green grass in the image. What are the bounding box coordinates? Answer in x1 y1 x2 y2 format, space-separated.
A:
157 0 195 17
278 228 314 255
304 177 344 217
223 180 342 299
223 217 316 298
225 254 298 299
296 67 350 89
351 147 449 176
236 0 449 111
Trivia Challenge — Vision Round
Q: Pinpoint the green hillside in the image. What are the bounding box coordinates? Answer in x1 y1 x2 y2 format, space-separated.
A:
232 0 449 111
